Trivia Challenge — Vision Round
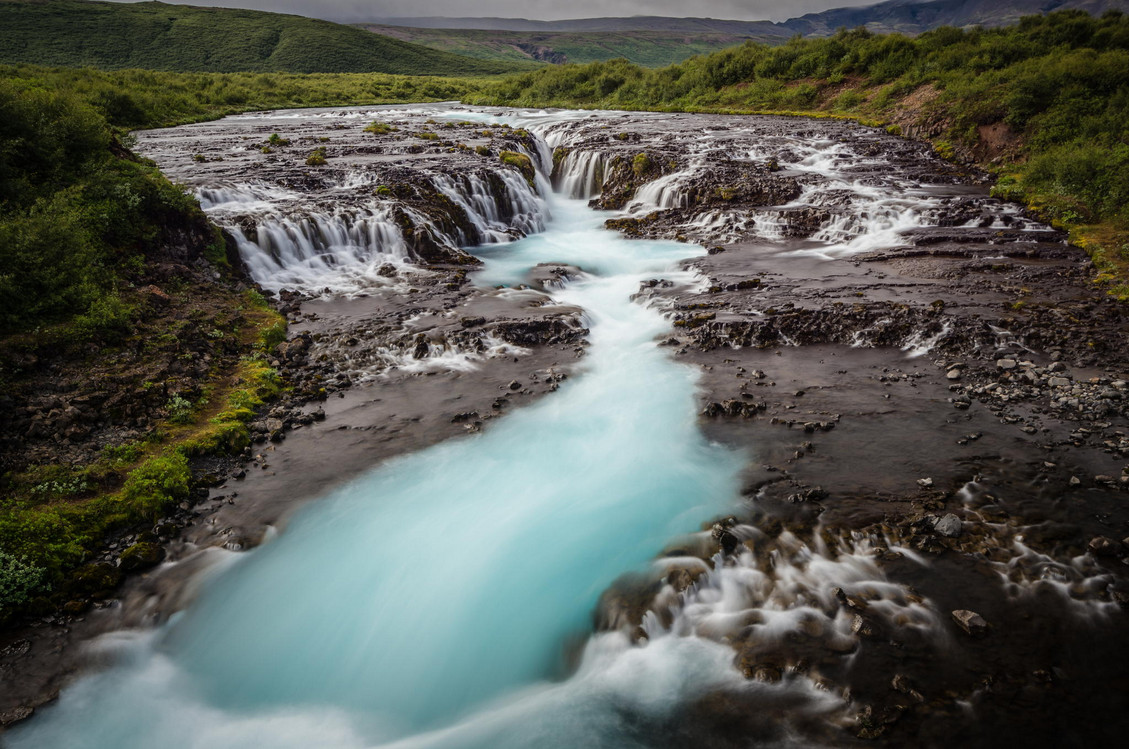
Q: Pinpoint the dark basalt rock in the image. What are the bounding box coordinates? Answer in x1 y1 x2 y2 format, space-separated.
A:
118 542 166 573
676 159 802 209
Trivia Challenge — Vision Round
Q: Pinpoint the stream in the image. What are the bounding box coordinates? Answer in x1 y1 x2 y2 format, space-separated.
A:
7 157 769 749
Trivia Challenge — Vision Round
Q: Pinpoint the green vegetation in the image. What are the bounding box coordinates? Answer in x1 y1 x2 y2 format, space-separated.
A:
0 77 200 334
1 65 485 131
632 152 654 178
360 25 777 68
364 120 397 134
473 10 1129 295
499 151 536 185
305 146 328 166
0 299 285 621
0 0 534 76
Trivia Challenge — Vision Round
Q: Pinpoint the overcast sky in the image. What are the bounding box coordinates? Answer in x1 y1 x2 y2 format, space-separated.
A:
122 1 888 22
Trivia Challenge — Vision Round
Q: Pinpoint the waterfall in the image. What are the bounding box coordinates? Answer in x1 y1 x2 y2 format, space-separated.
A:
199 158 551 297
552 151 609 200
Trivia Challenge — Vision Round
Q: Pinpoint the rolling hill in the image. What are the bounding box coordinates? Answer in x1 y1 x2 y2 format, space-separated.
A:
361 26 787 67
0 0 535 75
369 0 1129 67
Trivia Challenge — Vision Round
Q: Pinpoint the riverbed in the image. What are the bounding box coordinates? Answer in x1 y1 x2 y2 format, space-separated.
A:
4 105 1129 747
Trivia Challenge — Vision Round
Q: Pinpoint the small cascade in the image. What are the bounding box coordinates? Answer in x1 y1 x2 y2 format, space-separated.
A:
553 151 609 200
197 162 551 295
222 206 416 295
432 170 548 244
629 169 693 212
638 528 944 674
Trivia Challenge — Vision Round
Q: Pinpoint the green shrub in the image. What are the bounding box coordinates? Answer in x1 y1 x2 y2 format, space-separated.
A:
364 121 396 134
305 147 328 166
0 552 48 611
118 453 191 517
632 152 653 178
166 394 195 424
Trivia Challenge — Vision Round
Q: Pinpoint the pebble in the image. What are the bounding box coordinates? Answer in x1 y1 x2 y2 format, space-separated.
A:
934 514 962 538
1089 536 1122 557
951 609 989 636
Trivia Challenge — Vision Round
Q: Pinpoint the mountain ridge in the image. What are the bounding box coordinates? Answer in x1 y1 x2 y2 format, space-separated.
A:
375 0 1128 35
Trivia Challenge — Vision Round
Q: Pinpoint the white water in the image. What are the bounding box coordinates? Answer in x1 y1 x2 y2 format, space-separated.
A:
9 196 768 748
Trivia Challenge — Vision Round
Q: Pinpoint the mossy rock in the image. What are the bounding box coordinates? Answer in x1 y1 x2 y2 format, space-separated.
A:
118 542 166 572
69 562 121 599
498 150 535 186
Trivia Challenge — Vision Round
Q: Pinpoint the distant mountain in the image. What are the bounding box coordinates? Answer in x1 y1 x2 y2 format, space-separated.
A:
784 0 1128 36
366 0 1127 68
0 0 533 75
376 0 1129 37
373 16 785 35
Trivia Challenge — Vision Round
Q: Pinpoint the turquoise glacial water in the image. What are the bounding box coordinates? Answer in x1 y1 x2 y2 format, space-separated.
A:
9 197 749 748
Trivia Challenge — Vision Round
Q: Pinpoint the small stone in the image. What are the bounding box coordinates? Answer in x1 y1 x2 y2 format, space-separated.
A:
934 514 962 538
1088 536 1122 557
917 477 933 488
997 359 1017 370
1048 376 1072 388
946 369 962 380
752 666 782 683
951 609 989 636
1069 476 1081 486
508 380 522 391
851 614 881 639
265 417 285 442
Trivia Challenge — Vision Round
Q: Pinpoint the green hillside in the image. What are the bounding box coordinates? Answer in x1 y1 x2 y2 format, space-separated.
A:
0 0 534 75
362 25 785 68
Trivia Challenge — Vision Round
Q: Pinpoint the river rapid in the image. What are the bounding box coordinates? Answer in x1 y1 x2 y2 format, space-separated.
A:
8 105 1129 748
7 117 783 748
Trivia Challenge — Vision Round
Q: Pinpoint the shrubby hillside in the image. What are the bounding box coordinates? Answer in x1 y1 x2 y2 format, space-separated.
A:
0 0 532 75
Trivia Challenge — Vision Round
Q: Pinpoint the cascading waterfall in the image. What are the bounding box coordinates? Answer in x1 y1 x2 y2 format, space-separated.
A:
201 167 550 296
432 170 548 243
8 141 764 749
226 207 414 294
552 150 609 200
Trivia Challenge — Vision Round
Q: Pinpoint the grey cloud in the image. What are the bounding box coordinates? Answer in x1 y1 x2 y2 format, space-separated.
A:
116 1 886 23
